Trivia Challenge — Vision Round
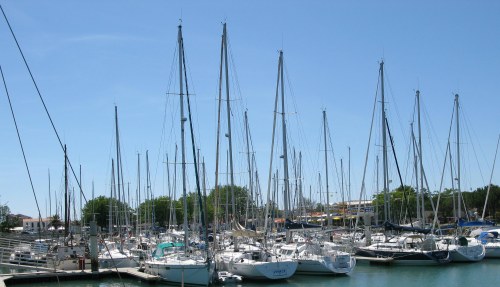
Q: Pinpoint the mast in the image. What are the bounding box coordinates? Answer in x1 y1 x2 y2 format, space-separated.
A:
348 147 351 204
137 153 141 235
109 159 114 237
482 134 500 220
213 22 224 249
455 94 461 221
79 165 83 228
323 110 332 227
48 169 51 217
341 158 345 227
114 106 122 233
244 111 254 227
412 123 420 224
263 51 281 234
178 24 189 250
222 23 237 221
417 90 425 227
173 145 178 228
380 61 390 223
64 144 69 237
279 51 291 220
166 153 171 229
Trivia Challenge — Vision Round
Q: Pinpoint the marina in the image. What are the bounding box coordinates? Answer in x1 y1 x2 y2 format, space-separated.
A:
1 1 499 287
2 259 500 287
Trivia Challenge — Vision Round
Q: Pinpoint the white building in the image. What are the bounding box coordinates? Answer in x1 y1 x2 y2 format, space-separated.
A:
23 217 52 232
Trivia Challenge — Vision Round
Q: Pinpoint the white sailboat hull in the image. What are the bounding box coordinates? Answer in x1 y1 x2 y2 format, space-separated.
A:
484 243 500 258
296 254 356 275
145 258 214 286
228 259 297 280
448 245 485 262
99 254 139 268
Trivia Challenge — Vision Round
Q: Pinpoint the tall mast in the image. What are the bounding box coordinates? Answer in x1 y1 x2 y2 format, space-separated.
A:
417 90 425 227
109 159 114 237
348 147 351 203
455 94 461 221
341 158 345 227
222 23 236 221
279 51 291 220
166 153 171 229
323 110 332 227
213 22 224 247
79 165 83 228
114 106 122 232
380 61 390 222
48 169 51 217
412 123 420 224
263 50 281 233
137 153 141 235
244 111 254 227
178 24 189 249
64 144 69 237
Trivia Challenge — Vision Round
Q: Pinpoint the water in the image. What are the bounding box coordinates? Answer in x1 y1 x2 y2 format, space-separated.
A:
2 260 499 287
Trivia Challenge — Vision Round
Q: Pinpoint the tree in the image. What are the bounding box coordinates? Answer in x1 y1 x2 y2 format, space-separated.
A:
138 196 179 228
0 209 21 233
50 214 63 229
206 185 255 224
0 204 10 223
82 196 132 230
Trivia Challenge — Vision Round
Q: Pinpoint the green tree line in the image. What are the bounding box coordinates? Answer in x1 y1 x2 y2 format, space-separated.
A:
81 185 258 230
372 184 500 224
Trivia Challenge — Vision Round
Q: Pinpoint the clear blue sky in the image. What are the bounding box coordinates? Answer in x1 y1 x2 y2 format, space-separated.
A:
0 1 498 218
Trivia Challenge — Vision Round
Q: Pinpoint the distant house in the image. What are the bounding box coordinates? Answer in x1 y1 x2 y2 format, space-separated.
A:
23 217 52 232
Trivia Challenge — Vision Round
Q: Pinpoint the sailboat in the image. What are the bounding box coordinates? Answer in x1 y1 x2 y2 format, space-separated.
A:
276 110 356 275
144 24 214 286
354 62 450 265
98 107 140 269
213 25 298 281
431 94 486 262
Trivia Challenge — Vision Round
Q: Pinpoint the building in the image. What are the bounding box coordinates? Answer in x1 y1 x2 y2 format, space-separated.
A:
23 217 52 232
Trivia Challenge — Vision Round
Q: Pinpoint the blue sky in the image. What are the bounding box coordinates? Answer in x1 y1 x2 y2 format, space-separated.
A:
0 1 499 218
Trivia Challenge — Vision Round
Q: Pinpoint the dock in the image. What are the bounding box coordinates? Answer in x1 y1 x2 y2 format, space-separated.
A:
0 267 160 286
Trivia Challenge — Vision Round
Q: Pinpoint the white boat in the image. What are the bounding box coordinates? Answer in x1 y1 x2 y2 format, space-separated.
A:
145 255 214 286
217 271 242 283
217 244 298 280
98 241 140 268
145 242 214 286
436 236 485 262
355 234 451 265
477 230 500 258
46 244 88 270
144 25 215 286
277 241 356 275
9 244 47 266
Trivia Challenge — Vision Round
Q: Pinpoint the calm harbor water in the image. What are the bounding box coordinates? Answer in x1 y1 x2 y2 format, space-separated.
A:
2 260 498 287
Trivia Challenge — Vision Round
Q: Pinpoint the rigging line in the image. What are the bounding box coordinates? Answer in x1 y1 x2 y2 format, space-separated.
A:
227 35 246 108
422 102 440 188
0 5 87 203
1 65 43 238
384 67 409 146
181 40 207 233
156 43 179 186
325 114 343 198
283 61 315 176
461 107 486 186
352 68 380 236
481 134 500 220
386 117 415 226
